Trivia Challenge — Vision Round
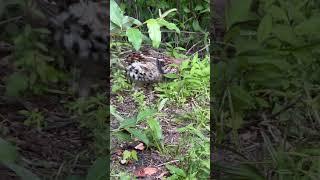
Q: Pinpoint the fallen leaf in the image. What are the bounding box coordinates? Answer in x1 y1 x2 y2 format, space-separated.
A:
134 143 145 151
134 167 158 177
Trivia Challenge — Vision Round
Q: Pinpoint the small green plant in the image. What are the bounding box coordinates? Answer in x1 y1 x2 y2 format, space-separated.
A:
111 0 180 50
156 53 210 105
111 107 164 152
112 70 131 93
121 150 138 164
67 94 109 155
165 124 209 179
5 25 64 96
132 91 147 110
18 109 46 130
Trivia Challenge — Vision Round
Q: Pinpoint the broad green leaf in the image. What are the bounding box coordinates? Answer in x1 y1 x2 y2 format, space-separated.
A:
164 73 179 79
122 150 131 160
110 106 124 121
4 162 41 180
119 118 137 129
110 0 124 28
86 157 108 180
5 72 29 97
225 0 254 29
126 28 142 50
257 14 273 43
268 5 288 22
126 128 149 145
122 16 142 29
166 165 186 177
272 24 299 46
131 150 138 160
146 19 161 48
113 131 131 141
192 19 202 32
195 5 203 11
0 138 18 163
136 109 156 122
147 118 163 141
157 19 180 33
294 15 320 35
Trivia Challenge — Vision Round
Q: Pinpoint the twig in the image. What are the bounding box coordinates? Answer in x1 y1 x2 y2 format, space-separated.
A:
0 16 22 26
191 44 210 56
156 160 179 167
186 41 202 55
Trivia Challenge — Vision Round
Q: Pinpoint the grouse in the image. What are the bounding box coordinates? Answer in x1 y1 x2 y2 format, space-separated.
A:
122 48 183 84
33 0 107 97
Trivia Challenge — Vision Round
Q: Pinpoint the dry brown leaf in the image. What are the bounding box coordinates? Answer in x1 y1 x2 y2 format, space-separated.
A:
134 167 159 177
134 143 145 151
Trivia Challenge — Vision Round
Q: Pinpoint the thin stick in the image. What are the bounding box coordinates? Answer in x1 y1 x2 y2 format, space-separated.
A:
0 16 22 26
156 159 180 167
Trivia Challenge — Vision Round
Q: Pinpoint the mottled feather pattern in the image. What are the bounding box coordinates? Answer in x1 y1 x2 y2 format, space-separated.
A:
123 49 183 83
49 1 107 62
34 0 107 97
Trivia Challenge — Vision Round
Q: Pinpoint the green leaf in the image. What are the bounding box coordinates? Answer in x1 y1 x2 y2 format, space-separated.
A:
86 157 108 180
225 0 254 29
113 131 131 141
195 5 203 11
272 24 299 46
110 0 124 28
268 5 288 22
136 109 156 122
147 118 163 141
166 165 186 177
122 16 142 29
126 28 142 50
122 150 131 160
0 138 18 163
4 162 41 180
160 8 177 18
164 73 179 79
146 19 161 48
131 150 138 161
157 19 180 33
119 118 137 129
5 72 29 97
257 14 272 43
110 106 124 121
294 15 320 35
192 19 202 32
126 128 149 145
158 98 168 111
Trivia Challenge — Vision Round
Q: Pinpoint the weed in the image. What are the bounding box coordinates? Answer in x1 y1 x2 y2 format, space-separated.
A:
18 109 46 130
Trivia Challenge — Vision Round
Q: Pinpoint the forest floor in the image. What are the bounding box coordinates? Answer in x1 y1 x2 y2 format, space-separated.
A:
109 47 210 179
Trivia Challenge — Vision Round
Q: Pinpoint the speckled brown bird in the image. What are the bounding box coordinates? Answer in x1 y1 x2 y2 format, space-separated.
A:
123 48 183 84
